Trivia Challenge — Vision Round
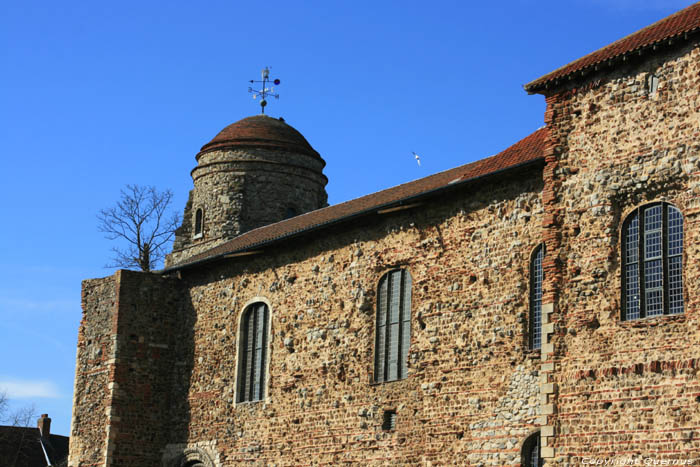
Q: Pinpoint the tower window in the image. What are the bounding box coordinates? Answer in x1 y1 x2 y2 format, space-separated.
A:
374 269 412 383
237 302 269 403
284 206 298 219
530 244 544 350
622 203 684 320
648 74 659 96
194 208 204 239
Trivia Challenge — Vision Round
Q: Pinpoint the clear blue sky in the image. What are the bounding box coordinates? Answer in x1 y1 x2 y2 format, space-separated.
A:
0 0 695 436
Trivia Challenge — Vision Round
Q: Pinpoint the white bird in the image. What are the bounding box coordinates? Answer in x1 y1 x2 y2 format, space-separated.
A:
412 152 421 166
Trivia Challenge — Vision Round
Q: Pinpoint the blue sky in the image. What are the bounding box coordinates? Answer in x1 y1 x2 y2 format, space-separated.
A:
0 0 695 436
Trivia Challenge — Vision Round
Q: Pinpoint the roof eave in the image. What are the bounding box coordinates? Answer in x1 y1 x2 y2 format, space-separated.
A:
524 27 700 95
160 156 545 274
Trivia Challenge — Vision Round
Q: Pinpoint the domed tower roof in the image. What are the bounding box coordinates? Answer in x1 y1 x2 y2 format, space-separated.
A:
198 115 323 164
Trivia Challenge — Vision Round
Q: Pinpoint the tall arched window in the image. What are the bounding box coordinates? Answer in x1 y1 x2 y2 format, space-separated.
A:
522 432 541 467
622 202 684 320
237 302 269 403
530 245 544 350
374 269 412 383
194 208 204 238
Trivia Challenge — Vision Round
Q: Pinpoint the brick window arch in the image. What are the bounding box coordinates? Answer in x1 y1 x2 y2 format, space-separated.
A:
374 269 412 383
529 244 544 350
622 202 684 320
237 302 269 402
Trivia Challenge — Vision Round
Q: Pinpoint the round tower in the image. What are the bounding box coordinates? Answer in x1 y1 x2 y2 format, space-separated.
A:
167 115 328 266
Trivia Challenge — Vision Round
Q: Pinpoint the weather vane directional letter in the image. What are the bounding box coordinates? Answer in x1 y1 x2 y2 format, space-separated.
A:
248 67 280 114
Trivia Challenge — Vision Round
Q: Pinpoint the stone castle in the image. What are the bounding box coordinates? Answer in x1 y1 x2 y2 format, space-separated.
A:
70 4 700 466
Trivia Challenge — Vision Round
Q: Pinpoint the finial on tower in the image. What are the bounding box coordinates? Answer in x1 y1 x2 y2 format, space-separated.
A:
248 67 280 114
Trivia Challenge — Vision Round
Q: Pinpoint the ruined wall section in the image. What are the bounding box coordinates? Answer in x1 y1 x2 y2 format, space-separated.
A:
70 271 185 467
168 147 328 268
69 277 116 466
543 41 700 462
171 169 545 465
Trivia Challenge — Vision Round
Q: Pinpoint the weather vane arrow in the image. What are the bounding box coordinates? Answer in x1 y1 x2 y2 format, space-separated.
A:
248 67 280 114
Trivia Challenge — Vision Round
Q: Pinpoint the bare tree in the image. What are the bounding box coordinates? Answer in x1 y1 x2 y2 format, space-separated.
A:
0 392 40 467
98 184 180 272
0 391 36 427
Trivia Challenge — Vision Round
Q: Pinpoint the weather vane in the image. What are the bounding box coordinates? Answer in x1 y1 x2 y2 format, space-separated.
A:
248 67 280 114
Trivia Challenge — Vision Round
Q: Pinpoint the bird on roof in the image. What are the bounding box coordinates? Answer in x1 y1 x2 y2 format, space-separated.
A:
412 152 421 167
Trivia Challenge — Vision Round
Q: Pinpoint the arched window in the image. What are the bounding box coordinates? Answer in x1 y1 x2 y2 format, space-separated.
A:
374 269 412 383
622 202 684 320
237 302 269 403
522 432 541 467
530 244 544 350
194 208 204 238
284 206 298 219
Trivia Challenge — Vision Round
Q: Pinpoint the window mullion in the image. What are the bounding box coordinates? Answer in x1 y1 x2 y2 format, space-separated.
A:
639 207 646 319
397 270 405 379
383 277 392 382
662 204 669 315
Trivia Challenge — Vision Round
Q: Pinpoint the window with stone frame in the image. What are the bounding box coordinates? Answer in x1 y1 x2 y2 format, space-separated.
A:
529 244 544 350
237 302 269 403
622 202 684 320
374 269 412 383
522 432 542 467
194 208 204 238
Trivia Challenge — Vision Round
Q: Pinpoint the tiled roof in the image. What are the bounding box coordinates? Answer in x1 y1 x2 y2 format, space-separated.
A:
197 115 323 162
0 426 69 466
166 127 548 271
525 2 700 92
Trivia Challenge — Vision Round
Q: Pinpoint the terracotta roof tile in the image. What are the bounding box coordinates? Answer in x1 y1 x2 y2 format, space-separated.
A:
197 115 323 161
166 127 548 271
525 2 700 92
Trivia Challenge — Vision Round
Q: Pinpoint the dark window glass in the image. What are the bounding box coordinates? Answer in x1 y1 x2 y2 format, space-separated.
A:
375 269 411 383
523 432 541 467
382 410 397 431
237 302 269 402
530 245 544 350
622 203 684 320
194 208 203 236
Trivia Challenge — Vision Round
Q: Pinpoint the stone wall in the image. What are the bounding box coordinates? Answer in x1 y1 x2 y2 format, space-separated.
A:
541 40 700 462
70 271 186 466
166 168 545 465
70 277 116 466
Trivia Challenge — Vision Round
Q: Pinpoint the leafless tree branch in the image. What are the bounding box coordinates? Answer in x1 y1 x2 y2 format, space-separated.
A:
98 185 181 271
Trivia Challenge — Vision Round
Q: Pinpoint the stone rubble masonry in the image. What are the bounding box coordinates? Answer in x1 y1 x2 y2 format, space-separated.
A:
70 271 184 466
71 167 546 465
540 40 700 462
70 32 700 467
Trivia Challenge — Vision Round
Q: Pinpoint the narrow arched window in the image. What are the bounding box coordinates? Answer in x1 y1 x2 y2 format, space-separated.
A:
623 202 684 320
522 432 541 467
194 208 203 238
374 269 411 383
237 302 269 403
530 244 544 350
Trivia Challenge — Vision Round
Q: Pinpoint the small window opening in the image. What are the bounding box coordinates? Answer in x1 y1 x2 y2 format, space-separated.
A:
382 410 397 431
284 206 298 219
648 74 659 96
522 432 541 467
194 208 203 238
